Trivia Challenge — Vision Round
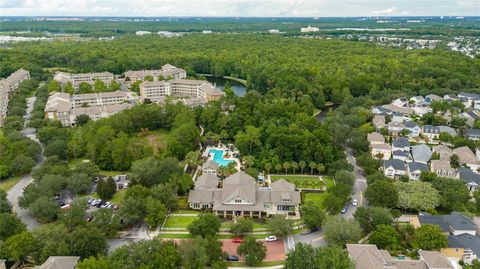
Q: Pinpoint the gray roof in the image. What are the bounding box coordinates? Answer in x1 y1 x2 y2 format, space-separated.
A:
422 125 440 134
384 159 406 171
411 144 432 163
459 92 480 100
425 94 442 101
393 137 410 148
393 150 410 158
408 162 429 173
466 128 480 137
405 121 419 128
458 167 480 186
419 212 476 233
35 256 80 269
201 159 219 171
448 234 480 258
222 171 257 204
438 126 457 136
195 173 220 190
418 250 454 269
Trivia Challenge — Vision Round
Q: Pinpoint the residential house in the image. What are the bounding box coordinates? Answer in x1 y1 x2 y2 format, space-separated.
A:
371 144 392 160
438 126 458 137
392 137 410 152
404 121 421 137
407 162 429 180
444 94 460 102
447 234 480 264
188 171 301 218
425 94 442 103
35 256 80 269
124 64 187 83
433 145 453 161
0 68 30 127
410 96 425 104
411 144 432 164
431 160 457 178
465 129 480 142
372 115 386 130
461 109 480 126
392 97 409 107
412 102 432 116
392 150 411 162
382 104 414 115
458 92 480 108
458 168 480 193
392 112 406 123
453 146 480 171
422 125 440 140
371 106 393 115
387 121 405 135
383 159 406 178
54 71 115 88
194 173 220 190
418 212 477 236
367 132 385 145
346 244 454 269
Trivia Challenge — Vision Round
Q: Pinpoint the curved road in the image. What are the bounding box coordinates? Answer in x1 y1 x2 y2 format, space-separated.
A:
342 146 368 219
7 96 43 230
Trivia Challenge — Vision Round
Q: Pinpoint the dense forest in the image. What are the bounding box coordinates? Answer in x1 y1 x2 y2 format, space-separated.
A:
1 17 479 36
1 34 479 104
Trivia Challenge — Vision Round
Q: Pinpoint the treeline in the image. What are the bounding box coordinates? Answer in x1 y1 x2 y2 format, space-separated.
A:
0 80 41 179
1 34 479 105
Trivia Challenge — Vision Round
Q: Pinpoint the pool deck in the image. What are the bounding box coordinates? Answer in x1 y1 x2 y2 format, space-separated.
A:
203 146 241 170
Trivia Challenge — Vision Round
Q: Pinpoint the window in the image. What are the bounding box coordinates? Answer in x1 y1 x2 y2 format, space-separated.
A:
202 204 209 209
264 204 271 209
193 203 200 209
235 199 242 203
282 198 291 203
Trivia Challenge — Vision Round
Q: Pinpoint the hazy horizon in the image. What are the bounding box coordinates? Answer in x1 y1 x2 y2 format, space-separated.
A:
1 0 479 17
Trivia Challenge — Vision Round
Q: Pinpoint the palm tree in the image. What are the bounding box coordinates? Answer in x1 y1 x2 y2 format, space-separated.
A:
316 163 325 175
309 161 316 174
242 155 255 169
283 162 290 174
185 151 201 169
299 161 306 174
275 164 282 174
264 163 272 174
291 161 298 174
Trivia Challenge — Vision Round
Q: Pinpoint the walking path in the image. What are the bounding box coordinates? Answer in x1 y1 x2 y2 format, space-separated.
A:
7 96 44 230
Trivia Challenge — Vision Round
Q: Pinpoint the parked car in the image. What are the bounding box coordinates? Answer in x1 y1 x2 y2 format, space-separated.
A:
340 207 348 214
118 184 123 189
352 199 358 206
232 237 243 243
226 255 239 261
264 236 277 242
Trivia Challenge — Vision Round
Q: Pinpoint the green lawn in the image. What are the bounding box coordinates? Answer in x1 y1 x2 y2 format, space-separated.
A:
0 176 21 192
304 192 329 209
220 220 268 230
164 216 198 228
110 189 126 204
323 177 335 189
157 233 192 239
171 209 200 215
142 129 170 154
270 175 323 189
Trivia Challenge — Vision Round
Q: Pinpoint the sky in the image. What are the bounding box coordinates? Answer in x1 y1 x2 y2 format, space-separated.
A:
0 0 479 17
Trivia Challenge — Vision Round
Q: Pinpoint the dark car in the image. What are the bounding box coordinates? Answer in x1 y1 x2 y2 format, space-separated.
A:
340 207 348 214
96 200 106 208
226 255 239 261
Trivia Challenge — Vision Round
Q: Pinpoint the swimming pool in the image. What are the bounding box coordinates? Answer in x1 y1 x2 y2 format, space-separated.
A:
208 149 234 167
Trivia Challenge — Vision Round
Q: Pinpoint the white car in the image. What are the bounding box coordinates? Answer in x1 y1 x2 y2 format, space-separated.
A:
352 199 358 206
264 236 278 242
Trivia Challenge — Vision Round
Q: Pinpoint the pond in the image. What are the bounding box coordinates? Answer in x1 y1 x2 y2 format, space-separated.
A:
205 76 247 97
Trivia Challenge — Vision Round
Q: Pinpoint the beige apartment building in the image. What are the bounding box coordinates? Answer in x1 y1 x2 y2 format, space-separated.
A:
140 79 225 104
124 64 187 83
45 91 130 127
0 69 30 127
54 71 114 88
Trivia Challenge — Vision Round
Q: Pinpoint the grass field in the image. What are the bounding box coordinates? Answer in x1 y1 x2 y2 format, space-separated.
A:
227 261 285 267
142 129 170 154
171 209 200 215
0 176 21 192
164 216 198 228
220 220 269 230
110 189 126 204
323 177 335 189
270 175 323 189
303 192 329 209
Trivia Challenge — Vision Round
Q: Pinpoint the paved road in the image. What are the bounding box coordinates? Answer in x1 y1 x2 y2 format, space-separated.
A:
292 229 327 249
7 96 44 230
343 146 368 219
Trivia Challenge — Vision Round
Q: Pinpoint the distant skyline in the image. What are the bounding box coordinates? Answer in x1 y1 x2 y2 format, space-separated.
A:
1 0 479 17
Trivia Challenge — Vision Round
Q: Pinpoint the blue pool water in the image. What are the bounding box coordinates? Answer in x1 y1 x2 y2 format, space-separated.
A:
208 149 234 167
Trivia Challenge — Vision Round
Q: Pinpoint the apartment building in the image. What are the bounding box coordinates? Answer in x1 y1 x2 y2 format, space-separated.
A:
0 69 30 127
54 71 114 88
124 64 187 84
45 91 130 127
140 78 225 105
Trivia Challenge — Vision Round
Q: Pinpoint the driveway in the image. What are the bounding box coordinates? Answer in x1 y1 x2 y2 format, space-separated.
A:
343 146 368 219
221 239 285 261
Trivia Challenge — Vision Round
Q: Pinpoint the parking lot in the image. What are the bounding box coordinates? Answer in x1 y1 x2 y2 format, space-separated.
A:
221 239 285 261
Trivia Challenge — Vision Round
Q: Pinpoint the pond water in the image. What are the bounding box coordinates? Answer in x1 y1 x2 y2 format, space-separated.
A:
206 76 247 97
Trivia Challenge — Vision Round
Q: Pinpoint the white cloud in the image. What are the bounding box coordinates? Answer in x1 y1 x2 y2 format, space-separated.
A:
0 0 477 16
